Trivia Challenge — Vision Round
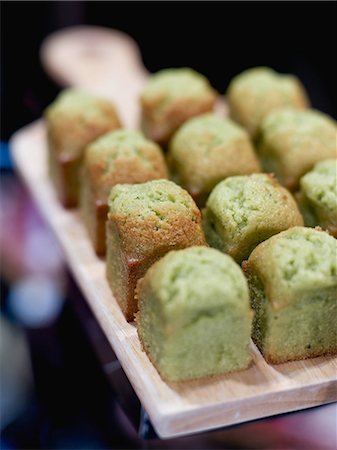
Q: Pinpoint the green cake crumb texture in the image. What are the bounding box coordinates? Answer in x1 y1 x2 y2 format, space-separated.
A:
87 130 158 162
137 246 252 381
299 159 337 229
142 68 214 102
46 89 120 158
249 227 337 310
107 179 204 258
169 113 260 197
108 179 196 220
85 129 167 199
203 174 303 262
227 67 308 136
171 113 247 147
261 108 336 141
257 108 337 189
246 227 337 362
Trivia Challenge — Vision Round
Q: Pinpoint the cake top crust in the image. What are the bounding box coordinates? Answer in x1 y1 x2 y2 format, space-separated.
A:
245 227 337 310
205 173 303 238
140 246 250 317
168 114 260 197
108 180 205 258
260 108 336 141
46 89 121 158
141 68 216 102
227 67 309 136
171 113 249 148
84 130 168 200
229 67 303 93
300 159 337 214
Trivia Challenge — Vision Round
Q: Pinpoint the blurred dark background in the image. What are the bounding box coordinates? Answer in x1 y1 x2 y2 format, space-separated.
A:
1 2 336 449
1 1 336 141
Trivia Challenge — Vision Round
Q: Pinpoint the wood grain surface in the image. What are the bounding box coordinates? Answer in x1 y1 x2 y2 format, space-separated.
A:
10 120 337 438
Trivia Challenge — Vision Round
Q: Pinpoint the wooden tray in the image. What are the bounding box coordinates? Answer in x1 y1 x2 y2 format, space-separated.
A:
10 119 337 439
10 27 337 438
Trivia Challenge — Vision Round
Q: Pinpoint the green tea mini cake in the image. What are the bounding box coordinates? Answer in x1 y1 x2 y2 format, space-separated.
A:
243 227 337 364
297 160 337 237
227 67 309 138
136 246 253 382
81 130 168 255
46 89 121 207
257 108 337 191
106 180 206 321
140 68 217 145
203 174 303 263
168 114 261 206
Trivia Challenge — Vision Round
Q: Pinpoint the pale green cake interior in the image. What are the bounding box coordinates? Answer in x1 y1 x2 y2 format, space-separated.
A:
138 247 252 381
299 159 337 228
247 227 337 362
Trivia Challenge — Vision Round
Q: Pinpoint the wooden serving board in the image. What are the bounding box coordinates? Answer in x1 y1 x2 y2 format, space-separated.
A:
10 27 337 438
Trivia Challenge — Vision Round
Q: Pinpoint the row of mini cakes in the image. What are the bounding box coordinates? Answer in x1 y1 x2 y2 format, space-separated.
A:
105 174 301 321
105 168 335 330
201 166 337 261
80 130 168 254
106 180 206 321
45 90 122 207
45 69 217 207
168 108 336 203
136 228 337 382
46 70 336 213
142 67 335 201
139 66 309 145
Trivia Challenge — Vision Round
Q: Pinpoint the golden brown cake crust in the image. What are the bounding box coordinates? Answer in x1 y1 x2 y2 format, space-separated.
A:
261 348 337 365
46 91 121 207
106 180 207 321
227 67 309 138
168 114 261 206
140 68 217 144
85 139 168 203
257 108 337 191
81 131 168 254
111 208 206 260
142 94 216 145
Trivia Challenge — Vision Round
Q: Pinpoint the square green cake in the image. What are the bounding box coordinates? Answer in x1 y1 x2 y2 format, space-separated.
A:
243 227 337 364
136 246 253 382
106 180 206 321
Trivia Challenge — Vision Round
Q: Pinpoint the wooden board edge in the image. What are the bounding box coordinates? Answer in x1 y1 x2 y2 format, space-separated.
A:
9 121 337 439
154 379 337 438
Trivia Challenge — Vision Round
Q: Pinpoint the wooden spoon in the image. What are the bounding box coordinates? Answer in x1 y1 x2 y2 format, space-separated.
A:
40 26 148 129
40 25 226 130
